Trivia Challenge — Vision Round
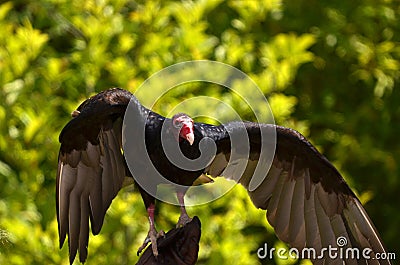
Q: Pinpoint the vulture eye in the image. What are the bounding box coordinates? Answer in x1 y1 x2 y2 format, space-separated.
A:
173 119 181 128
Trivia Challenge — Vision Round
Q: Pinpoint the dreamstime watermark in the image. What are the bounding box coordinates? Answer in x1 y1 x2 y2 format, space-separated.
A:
257 236 396 262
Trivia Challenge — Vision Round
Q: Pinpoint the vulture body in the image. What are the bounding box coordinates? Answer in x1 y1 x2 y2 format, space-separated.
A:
57 88 390 264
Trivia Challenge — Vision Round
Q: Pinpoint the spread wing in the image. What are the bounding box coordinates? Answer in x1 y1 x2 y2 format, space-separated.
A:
56 88 133 263
202 122 390 265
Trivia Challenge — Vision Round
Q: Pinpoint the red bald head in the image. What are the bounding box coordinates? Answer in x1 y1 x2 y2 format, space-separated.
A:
172 113 194 145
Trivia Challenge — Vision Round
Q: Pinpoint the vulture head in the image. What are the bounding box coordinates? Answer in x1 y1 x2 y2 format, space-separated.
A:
171 113 194 145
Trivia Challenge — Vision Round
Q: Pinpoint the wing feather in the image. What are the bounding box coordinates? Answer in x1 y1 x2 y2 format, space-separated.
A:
57 160 77 247
67 164 85 263
202 122 390 264
100 127 125 205
304 184 321 251
57 88 133 264
206 153 229 177
274 177 296 242
314 185 336 248
79 195 89 263
249 164 282 209
288 175 305 249
58 128 126 263
266 170 287 227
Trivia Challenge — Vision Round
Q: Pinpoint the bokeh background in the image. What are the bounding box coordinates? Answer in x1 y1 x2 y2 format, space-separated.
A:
0 0 399 264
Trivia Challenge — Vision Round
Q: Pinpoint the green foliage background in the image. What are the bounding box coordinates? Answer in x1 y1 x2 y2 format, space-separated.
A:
0 0 399 264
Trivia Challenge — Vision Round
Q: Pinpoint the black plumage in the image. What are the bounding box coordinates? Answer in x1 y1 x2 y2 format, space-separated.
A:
57 88 390 264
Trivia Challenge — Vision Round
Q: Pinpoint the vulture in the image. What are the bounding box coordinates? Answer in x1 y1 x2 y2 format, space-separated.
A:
57 88 391 264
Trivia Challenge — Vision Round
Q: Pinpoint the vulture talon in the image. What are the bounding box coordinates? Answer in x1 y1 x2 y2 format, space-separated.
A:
176 213 192 228
137 229 165 256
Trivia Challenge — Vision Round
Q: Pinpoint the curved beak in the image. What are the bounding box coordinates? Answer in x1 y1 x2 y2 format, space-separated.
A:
186 131 194 145
180 122 195 145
